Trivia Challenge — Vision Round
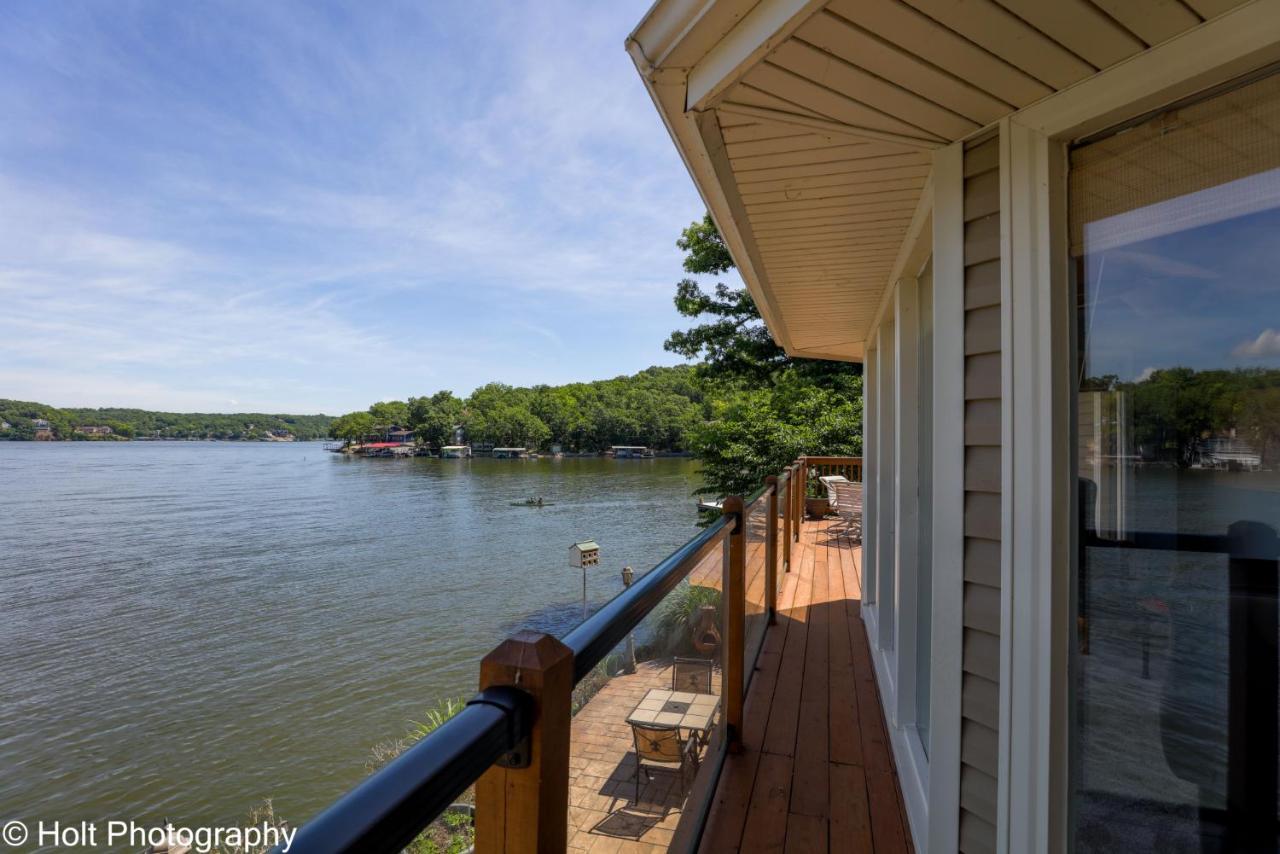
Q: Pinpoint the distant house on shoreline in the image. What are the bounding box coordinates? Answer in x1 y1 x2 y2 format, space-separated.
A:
77 425 114 437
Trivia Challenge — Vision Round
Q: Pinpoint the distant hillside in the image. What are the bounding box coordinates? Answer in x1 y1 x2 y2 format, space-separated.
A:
0 399 333 441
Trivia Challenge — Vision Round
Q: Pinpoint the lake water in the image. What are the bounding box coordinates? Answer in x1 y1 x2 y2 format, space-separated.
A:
0 442 703 834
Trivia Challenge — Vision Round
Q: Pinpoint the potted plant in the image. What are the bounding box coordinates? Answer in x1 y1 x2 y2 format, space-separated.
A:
804 475 830 519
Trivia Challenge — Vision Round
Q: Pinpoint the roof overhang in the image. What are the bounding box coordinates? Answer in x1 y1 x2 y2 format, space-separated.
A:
628 0 1256 363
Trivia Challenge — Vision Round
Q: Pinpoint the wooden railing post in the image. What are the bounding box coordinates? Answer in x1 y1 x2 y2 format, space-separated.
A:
475 631 574 853
791 462 800 541
765 477 778 625
796 458 807 532
722 495 746 753
781 469 792 573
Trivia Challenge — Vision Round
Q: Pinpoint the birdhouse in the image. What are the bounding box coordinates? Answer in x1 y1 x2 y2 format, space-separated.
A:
570 541 600 568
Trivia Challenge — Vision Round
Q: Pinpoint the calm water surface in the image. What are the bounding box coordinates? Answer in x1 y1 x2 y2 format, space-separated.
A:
0 442 702 833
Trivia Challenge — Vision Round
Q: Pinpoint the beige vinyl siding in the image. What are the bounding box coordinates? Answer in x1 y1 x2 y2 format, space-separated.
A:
958 132 1001 854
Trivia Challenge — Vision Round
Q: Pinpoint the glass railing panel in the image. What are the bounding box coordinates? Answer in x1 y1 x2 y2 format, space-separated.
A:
742 493 769 690
565 564 725 850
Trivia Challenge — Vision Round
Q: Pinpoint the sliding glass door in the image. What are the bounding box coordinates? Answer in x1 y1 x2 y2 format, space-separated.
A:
1071 71 1280 852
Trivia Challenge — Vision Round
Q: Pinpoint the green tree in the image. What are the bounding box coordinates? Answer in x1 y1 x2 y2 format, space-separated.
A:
409 391 465 448
665 214 864 497
664 214 858 388
330 411 376 443
368 400 410 430
691 376 863 497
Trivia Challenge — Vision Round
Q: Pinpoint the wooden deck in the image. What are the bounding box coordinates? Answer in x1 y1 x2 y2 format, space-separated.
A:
565 518 911 853
698 518 913 854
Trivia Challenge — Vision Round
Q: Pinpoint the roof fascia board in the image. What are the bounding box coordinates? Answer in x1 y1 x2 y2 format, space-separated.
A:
790 343 865 362
626 37 795 353
628 0 719 72
686 0 829 111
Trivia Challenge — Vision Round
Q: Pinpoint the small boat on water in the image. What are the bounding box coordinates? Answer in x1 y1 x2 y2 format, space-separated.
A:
510 497 555 507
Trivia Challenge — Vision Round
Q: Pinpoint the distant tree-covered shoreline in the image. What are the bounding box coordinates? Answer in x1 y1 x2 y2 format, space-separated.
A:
0 399 334 441
329 365 706 453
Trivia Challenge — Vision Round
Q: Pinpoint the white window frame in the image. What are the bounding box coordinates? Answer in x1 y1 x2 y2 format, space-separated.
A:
861 175 937 848
927 140 966 854
993 4 1280 851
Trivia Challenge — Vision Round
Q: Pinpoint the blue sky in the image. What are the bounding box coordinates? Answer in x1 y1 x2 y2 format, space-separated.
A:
0 1 708 414
1081 173 1280 383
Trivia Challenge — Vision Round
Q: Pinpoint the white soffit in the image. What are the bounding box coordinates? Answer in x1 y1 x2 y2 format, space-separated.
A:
629 0 1254 362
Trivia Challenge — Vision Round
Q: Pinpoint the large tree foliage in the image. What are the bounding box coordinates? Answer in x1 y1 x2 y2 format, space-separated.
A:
663 216 788 384
329 411 376 443
665 214 864 496
409 391 465 448
664 214 860 389
328 366 705 452
691 376 863 497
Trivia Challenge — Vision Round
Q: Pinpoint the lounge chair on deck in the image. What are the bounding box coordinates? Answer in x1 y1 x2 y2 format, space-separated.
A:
820 475 863 542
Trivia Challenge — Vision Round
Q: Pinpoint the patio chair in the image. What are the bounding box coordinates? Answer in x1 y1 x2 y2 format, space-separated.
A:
672 656 715 694
821 475 863 542
631 722 699 802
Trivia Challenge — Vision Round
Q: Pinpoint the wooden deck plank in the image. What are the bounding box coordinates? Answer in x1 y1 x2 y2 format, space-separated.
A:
867 769 910 854
829 762 875 854
693 518 910 854
761 567 811 756
827 527 865 768
784 812 828 854
739 752 793 852
790 526 831 816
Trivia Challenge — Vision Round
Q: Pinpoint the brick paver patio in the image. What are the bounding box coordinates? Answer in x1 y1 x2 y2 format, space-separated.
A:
568 660 721 852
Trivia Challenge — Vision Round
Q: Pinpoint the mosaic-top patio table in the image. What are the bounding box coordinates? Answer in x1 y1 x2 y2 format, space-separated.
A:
625 687 719 733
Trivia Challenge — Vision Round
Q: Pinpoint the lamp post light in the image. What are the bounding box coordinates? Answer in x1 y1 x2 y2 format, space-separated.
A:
621 566 636 673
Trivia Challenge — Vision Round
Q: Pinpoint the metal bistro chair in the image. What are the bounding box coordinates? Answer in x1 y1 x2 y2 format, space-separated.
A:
672 657 717 746
630 722 699 802
671 656 715 695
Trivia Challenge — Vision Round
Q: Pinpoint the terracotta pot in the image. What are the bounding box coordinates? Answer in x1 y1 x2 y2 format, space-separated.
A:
805 496 830 519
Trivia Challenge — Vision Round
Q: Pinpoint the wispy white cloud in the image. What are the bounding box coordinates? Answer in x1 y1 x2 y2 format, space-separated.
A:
0 1 706 412
1232 329 1280 359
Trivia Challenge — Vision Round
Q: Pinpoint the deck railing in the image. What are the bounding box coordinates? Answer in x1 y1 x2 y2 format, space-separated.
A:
803 454 863 484
282 456 862 854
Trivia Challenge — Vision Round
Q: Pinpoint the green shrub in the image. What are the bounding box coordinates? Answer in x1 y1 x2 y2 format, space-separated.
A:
653 583 722 657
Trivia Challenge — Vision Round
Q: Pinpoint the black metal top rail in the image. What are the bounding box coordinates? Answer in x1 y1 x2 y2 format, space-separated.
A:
282 686 530 854
1083 520 1280 561
564 513 730 684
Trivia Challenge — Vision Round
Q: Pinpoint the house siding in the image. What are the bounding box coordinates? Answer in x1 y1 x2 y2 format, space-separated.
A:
958 132 1001 854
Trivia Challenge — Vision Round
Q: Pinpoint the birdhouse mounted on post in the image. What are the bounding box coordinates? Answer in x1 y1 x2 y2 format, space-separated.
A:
569 541 600 568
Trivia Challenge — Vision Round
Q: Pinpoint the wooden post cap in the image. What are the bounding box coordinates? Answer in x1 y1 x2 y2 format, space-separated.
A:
475 631 574 854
